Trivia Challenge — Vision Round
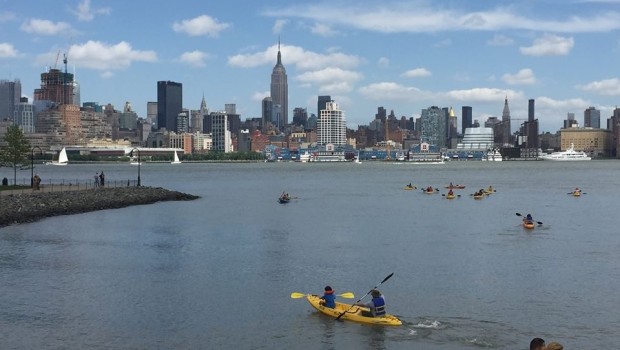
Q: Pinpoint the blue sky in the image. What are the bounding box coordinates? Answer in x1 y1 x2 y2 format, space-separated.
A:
1 0 619 133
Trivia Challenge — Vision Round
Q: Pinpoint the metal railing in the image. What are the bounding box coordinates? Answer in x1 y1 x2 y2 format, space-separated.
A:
0 178 140 196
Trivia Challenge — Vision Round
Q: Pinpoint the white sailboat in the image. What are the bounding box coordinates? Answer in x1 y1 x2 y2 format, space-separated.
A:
171 150 182 164
46 147 68 166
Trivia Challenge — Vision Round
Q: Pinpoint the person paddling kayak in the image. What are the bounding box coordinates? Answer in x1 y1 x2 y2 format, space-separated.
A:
355 289 386 317
319 286 336 308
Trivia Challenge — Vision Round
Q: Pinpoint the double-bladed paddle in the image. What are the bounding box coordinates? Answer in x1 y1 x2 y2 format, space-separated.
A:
516 212 543 225
290 292 354 299
335 273 394 321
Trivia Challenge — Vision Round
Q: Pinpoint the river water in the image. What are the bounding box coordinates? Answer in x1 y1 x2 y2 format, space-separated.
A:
1 161 620 349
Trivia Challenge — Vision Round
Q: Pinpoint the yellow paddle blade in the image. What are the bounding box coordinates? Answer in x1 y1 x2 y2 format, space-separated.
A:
290 292 307 299
338 292 355 299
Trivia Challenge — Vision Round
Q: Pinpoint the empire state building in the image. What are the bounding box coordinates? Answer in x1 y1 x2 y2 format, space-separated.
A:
270 41 288 129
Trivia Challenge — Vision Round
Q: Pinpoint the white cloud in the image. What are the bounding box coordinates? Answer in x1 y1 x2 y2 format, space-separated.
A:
264 4 620 33
319 82 354 94
402 68 432 78
70 0 110 22
272 19 288 34
487 34 514 46
172 15 230 37
536 96 591 110
20 18 74 36
228 44 361 70
310 23 338 37
520 34 574 56
251 91 270 101
446 88 523 102
377 57 390 68
178 50 209 67
577 78 620 96
297 67 362 84
358 82 427 100
37 41 157 70
502 68 536 85
0 43 18 58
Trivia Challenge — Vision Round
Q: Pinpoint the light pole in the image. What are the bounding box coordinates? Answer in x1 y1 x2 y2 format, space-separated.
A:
31 146 43 188
131 147 141 186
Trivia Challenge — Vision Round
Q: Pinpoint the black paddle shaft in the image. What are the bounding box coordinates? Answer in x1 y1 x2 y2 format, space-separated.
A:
335 273 394 321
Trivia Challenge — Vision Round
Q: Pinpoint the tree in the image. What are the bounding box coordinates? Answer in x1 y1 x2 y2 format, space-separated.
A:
0 125 31 185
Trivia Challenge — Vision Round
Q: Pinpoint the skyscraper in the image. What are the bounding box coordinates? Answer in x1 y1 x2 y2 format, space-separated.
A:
270 40 288 129
33 69 73 105
584 106 600 128
462 106 472 134
262 97 273 127
317 100 346 146
317 96 331 116
157 81 182 132
528 99 535 122
502 97 511 145
0 79 21 120
420 106 447 148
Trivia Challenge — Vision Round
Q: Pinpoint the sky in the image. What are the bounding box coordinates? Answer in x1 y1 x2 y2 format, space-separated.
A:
1 0 620 133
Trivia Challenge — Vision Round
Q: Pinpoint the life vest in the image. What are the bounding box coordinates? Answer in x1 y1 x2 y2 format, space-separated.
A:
321 291 336 308
371 296 386 316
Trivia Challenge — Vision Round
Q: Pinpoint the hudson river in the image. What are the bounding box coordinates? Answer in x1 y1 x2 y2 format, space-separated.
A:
1 161 619 349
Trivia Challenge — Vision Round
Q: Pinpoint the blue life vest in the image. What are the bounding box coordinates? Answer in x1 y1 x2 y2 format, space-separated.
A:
321 293 336 308
371 296 386 316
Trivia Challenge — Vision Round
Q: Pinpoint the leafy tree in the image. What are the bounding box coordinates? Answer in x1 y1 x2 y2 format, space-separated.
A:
0 125 31 185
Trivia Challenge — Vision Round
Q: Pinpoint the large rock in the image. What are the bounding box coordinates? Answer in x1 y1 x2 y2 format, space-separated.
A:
0 187 199 227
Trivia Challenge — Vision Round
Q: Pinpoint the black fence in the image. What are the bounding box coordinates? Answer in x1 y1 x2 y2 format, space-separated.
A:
0 178 140 195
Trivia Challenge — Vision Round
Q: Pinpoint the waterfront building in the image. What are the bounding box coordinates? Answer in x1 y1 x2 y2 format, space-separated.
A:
317 101 346 146
560 127 613 157
502 97 512 145
168 132 193 154
211 111 232 152
270 40 288 128
157 81 182 132
0 79 21 120
461 106 472 134
14 97 35 133
420 106 447 148
456 127 494 149
192 131 212 152
584 106 600 129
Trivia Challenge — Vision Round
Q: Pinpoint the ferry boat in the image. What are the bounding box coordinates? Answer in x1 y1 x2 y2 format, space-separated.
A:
299 151 311 163
538 143 591 161
482 148 503 162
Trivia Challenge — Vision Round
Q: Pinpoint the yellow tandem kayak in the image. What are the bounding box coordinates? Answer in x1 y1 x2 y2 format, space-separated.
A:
306 295 402 326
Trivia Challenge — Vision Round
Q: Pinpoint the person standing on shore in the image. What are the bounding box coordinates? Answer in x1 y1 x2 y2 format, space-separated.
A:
94 173 100 187
99 171 105 187
33 174 41 190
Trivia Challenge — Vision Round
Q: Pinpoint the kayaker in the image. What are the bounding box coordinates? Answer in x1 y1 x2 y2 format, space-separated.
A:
356 289 386 317
426 186 433 192
574 187 581 194
449 182 453 188
524 213 533 223
408 183 412 188
529 337 545 350
448 189 454 196
319 286 336 308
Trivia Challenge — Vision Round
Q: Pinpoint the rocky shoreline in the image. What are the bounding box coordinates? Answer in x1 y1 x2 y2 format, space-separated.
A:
0 187 200 228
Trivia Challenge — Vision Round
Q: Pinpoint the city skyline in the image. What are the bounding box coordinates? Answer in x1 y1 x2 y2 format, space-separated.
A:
1 0 620 132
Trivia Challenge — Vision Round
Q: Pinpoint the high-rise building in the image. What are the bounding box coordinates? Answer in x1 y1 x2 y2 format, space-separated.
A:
420 106 447 148
225 103 236 115
211 111 232 152
502 97 511 145
261 97 273 128
147 101 158 128
0 79 21 120
157 81 182 132
317 96 331 117
33 69 73 106
14 97 34 133
448 107 458 143
461 106 472 134
584 106 600 128
564 112 578 129
292 107 308 127
528 99 535 122
177 111 189 133
270 40 288 128
317 101 346 146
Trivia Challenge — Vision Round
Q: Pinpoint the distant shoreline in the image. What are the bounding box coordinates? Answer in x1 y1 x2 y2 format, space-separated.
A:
0 187 200 228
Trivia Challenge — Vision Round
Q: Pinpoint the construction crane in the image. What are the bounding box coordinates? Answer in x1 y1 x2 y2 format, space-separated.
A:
53 50 60 70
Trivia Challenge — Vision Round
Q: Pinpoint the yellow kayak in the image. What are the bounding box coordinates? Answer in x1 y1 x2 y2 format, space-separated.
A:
473 194 483 200
306 295 402 326
446 194 455 199
571 191 581 197
404 186 416 190
523 221 535 229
